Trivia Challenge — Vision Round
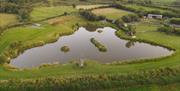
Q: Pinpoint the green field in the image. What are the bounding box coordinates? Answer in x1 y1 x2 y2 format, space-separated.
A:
92 8 132 20
31 6 77 21
76 4 108 9
0 13 18 28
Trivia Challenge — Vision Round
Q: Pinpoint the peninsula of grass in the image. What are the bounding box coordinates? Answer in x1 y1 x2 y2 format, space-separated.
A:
90 38 107 52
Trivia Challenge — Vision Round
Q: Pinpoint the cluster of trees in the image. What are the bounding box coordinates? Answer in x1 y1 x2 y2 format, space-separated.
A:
170 18 180 25
121 14 140 23
158 25 180 35
79 10 106 21
114 17 136 36
112 4 179 18
0 0 48 22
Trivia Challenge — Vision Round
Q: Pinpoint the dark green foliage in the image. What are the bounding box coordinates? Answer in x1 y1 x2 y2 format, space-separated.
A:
158 26 180 35
0 0 38 22
0 54 8 64
114 18 124 28
61 46 70 53
121 14 140 23
127 25 136 36
170 18 180 25
80 10 106 21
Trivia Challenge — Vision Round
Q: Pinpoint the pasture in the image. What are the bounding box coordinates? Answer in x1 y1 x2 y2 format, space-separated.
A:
92 8 132 20
0 13 18 28
31 6 77 21
76 4 108 10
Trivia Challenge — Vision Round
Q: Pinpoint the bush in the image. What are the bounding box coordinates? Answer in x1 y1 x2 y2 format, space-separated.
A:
79 10 106 21
170 18 180 25
61 46 70 53
121 14 140 23
158 26 171 33
157 26 180 35
115 19 124 27
0 54 8 64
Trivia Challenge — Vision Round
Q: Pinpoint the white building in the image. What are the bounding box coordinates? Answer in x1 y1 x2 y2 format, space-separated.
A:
147 14 163 19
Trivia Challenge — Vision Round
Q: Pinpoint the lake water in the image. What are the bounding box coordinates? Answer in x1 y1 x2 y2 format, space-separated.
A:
10 27 173 68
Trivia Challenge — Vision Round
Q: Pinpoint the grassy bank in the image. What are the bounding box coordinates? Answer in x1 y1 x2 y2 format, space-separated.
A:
0 67 180 91
96 83 180 91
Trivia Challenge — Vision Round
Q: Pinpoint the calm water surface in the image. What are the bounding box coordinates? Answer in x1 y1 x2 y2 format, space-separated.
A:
10 27 173 68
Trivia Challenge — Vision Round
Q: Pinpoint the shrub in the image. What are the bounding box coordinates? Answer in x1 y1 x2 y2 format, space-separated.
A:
79 10 106 21
157 26 171 33
170 18 180 25
157 26 180 35
121 14 140 23
0 54 8 64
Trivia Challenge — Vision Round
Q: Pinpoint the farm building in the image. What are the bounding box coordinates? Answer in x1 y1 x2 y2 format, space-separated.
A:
147 14 163 19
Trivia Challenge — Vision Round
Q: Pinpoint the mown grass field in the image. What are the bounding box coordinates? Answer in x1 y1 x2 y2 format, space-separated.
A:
0 13 18 28
76 4 108 9
92 8 132 20
31 6 77 21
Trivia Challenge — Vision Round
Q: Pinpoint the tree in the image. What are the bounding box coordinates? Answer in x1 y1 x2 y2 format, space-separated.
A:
122 14 140 23
18 8 31 22
127 25 136 36
125 41 135 48
72 4 76 8
0 55 8 64
80 10 105 21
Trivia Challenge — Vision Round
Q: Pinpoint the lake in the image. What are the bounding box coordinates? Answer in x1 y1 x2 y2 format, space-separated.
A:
10 27 173 68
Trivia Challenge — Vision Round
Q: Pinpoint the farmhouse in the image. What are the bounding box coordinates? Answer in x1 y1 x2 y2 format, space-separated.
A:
147 14 163 19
